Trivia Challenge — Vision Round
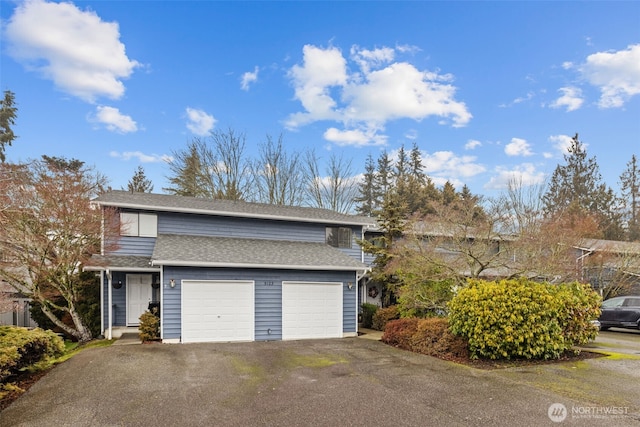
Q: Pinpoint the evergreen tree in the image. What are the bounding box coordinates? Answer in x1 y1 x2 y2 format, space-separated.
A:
542 133 623 239
0 90 17 163
355 154 376 217
441 181 457 205
359 189 406 305
394 145 411 217
373 151 393 214
164 141 206 197
620 154 640 241
125 165 154 193
409 143 426 184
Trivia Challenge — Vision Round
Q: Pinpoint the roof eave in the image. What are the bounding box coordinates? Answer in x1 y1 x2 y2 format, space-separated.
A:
152 259 365 271
94 200 367 226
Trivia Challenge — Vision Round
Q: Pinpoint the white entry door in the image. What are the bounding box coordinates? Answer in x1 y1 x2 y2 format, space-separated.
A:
127 274 153 326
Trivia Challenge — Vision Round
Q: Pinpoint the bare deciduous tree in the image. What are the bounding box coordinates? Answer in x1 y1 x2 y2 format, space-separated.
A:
252 134 304 205
305 150 358 214
0 157 119 342
164 129 252 200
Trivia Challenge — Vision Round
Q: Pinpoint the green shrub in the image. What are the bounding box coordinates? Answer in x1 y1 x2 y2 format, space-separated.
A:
447 279 601 360
382 317 469 360
550 282 601 346
138 309 160 342
0 326 65 382
360 303 378 329
372 305 400 331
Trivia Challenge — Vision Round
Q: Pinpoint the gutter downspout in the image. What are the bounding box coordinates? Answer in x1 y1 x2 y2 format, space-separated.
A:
107 269 113 340
100 272 104 337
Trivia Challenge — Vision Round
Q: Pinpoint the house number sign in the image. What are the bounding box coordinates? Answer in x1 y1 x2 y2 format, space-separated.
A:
263 281 274 286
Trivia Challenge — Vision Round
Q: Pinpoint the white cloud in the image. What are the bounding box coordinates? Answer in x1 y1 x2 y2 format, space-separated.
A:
4 0 140 103
484 163 546 191
504 138 533 157
350 45 395 74
323 127 387 147
550 86 584 112
286 45 347 127
465 139 482 150
185 107 216 136
422 151 486 179
93 106 138 133
580 44 640 108
109 151 172 163
286 44 471 147
548 134 577 156
241 66 259 91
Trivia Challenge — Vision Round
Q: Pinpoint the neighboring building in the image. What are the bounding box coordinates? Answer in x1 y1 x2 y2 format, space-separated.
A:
87 191 375 343
0 280 38 328
575 238 640 295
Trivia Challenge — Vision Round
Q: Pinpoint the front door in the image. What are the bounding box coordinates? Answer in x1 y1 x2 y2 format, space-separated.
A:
127 274 153 326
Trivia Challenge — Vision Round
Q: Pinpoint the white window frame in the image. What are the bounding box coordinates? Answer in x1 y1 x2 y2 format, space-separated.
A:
120 212 157 237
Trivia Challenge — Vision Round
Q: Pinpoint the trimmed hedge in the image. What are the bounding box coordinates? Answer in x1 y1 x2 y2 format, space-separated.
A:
447 279 600 360
361 303 378 329
382 317 469 360
0 327 65 382
138 309 160 342
372 305 400 331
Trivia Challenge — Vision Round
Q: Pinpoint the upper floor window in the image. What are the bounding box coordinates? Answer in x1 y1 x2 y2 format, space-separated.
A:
326 227 352 248
120 212 157 237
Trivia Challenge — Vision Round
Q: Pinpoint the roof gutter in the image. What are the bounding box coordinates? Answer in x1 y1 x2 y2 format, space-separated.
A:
152 259 366 271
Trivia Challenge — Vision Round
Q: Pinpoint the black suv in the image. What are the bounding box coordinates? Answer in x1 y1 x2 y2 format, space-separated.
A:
598 296 640 331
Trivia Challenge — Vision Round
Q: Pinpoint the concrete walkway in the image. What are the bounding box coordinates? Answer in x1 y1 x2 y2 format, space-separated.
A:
112 332 141 346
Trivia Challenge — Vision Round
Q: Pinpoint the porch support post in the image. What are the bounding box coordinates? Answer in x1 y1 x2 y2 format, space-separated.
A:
107 269 113 340
159 267 164 340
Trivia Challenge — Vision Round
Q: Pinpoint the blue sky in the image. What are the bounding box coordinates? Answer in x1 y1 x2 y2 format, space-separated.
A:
1 0 639 200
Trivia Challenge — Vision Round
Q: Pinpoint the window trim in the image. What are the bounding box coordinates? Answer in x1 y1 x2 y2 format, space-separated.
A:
326 226 352 249
120 212 157 237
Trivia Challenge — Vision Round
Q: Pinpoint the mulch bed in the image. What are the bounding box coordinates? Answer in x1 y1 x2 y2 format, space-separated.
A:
430 348 604 370
1 368 53 412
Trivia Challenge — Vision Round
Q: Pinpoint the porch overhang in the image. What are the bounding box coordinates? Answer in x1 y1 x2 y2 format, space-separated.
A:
84 255 160 272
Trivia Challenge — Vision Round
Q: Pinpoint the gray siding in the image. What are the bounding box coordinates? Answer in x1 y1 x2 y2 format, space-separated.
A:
158 212 364 263
159 212 325 241
161 266 357 341
113 236 156 256
102 271 127 329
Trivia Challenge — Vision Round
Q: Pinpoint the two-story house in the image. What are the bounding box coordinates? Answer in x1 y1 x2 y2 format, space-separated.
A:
87 190 374 343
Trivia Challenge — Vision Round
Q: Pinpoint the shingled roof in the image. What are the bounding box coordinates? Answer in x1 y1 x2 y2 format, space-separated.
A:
93 190 376 227
151 234 367 271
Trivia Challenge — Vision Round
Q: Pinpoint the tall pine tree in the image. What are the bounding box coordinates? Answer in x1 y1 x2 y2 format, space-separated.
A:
620 154 640 241
542 133 623 240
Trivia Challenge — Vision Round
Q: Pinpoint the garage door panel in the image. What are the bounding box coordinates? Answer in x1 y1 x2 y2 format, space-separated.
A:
182 280 254 343
282 282 342 340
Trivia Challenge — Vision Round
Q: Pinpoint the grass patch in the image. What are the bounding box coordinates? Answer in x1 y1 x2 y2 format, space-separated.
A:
282 352 347 369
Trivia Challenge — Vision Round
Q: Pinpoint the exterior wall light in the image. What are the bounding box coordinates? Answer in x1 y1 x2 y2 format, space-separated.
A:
347 282 354 290
170 279 176 288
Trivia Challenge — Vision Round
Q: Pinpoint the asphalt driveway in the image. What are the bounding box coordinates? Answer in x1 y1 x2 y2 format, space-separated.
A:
2 335 639 426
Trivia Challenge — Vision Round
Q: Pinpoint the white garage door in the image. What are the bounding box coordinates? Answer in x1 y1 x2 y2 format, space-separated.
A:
181 280 254 343
282 281 343 340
